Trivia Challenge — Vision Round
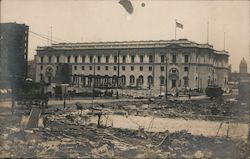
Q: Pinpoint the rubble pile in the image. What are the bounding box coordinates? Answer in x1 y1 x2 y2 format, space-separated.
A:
78 99 243 122
1 121 248 158
1 96 248 158
118 89 159 98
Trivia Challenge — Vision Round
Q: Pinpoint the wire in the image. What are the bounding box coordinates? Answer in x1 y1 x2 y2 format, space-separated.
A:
31 30 71 43
29 30 59 44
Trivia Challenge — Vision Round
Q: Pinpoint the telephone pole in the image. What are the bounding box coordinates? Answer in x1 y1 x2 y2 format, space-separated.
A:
165 56 169 100
116 50 120 99
92 58 96 103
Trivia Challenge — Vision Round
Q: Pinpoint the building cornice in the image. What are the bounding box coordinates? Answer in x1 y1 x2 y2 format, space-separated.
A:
36 39 229 56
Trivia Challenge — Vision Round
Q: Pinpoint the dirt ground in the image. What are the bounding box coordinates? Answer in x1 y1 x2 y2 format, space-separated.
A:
0 97 249 158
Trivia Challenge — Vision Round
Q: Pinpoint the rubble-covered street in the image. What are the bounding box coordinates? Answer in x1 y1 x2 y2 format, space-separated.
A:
0 96 249 158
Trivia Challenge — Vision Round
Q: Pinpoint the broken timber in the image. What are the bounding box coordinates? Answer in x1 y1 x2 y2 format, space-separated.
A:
26 108 42 128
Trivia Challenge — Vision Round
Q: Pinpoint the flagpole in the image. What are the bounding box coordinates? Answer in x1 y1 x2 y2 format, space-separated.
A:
207 21 209 44
223 32 226 50
175 19 177 40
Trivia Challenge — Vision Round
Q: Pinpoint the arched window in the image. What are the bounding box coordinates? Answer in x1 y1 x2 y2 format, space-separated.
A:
112 75 117 83
148 76 153 86
170 68 178 74
104 75 109 84
130 75 135 85
160 76 165 85
121 75 126 86
138 75 144 85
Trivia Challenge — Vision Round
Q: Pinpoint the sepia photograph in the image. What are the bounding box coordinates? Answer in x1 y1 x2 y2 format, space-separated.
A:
0 0 249 158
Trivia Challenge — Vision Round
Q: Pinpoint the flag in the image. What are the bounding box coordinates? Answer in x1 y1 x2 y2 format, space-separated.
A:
176 21 183 29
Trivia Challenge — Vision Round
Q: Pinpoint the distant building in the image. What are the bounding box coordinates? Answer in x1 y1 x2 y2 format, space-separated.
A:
229 58 250 82
0 22 29 88
239 57 248 74
35 39 229 91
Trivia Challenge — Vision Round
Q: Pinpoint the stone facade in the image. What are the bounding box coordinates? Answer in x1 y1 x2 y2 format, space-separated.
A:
35 39 229 91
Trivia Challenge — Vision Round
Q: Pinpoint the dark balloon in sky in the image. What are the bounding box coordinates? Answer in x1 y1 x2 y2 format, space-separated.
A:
119 0 134 14
141 3 145 7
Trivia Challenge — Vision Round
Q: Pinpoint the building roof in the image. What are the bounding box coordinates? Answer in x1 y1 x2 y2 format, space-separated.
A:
0 22 29 28
37 38 229 55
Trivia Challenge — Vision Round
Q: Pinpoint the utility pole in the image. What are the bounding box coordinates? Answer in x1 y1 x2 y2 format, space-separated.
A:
165 56 168 100
50 26 53 45
175 19 177 40
92 58 96 103
160 70 162 96
116 50 120 99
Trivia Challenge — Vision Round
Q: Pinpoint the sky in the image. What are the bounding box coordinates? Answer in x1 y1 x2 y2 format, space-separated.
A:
1 0 249 72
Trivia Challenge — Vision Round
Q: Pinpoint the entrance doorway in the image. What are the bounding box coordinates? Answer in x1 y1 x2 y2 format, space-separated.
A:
172 80 176 88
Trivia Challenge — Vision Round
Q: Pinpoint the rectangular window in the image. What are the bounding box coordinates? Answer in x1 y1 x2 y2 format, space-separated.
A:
184 55 189 63
172 55 176 63
89 66 92 70
131 56 135 63
74 66 77 70
122 66 125 71
97 66 100 70
40 65 43 70
161 66 164 71
82 56 85 63
140 55 144 63
75 56 78 63
149 55 153 63
131 66 134 71
114 56 117 63
82 66 85 70
89 56 93 63
40 56 44 63
184 66 189 72
161 55 165 63
98 56 101 63
67 56 71 63
48 56 51 63
114 66 117 70
122 56 126 63
140 66 143 71
56 56 60 63
106 56 109 63
105 66 109 70
149 66 152 71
